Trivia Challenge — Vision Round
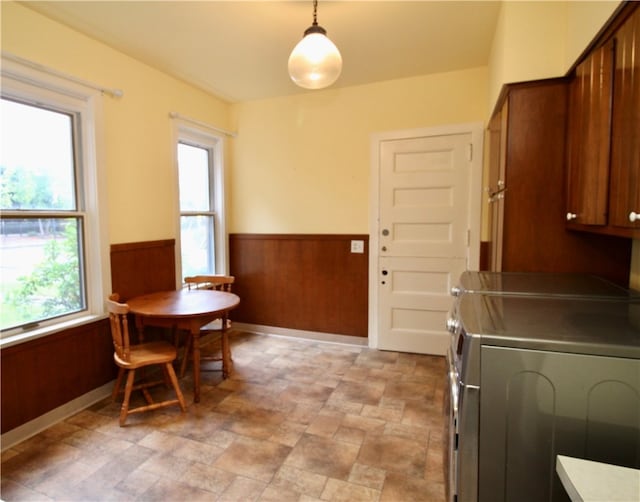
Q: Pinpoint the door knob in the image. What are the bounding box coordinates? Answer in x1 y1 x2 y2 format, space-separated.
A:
382 270 388 276
382 229 389 236
566 212 577 221
381 246 387 252
629 211 639 223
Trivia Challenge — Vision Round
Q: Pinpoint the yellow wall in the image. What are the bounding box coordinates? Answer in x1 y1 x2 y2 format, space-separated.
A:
488 1 567 111
566 1 622 68
1 2 232 245
489 1 621 111
229 68 488 234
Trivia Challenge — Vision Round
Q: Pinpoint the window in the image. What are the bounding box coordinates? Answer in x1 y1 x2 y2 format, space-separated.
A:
175 123 226 280
0 58 108 340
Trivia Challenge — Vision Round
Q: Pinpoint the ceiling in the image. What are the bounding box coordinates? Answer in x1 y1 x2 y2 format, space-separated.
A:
23 1 502 103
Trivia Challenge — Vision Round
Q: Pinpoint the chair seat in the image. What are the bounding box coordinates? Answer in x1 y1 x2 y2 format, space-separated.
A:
201 319 224 331
115 341 178 369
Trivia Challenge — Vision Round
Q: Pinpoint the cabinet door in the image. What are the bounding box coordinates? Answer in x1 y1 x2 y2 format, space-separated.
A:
566 40 614 226
609 8 640 230
487 102 507 272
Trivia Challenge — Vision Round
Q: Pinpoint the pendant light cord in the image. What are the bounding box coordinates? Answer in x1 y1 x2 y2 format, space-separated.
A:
312 0 318 26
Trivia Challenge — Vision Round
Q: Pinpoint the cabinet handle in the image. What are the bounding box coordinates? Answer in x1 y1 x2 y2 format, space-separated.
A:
566 212 577 221
630 212 639 223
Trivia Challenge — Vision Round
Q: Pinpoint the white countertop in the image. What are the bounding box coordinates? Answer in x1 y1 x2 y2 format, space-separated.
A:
556 455 640 502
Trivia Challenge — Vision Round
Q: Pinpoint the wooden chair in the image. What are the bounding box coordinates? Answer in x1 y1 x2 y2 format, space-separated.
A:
180 275 235 378
107 294 186 426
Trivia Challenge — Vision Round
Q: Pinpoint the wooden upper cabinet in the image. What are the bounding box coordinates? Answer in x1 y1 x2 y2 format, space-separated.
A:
566 4 639 239
483 79 631 285
566 40 614 226
609 7 640 231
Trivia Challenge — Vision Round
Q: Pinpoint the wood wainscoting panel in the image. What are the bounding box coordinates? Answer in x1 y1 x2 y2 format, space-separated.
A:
229 234 369 338
1 318 115 434
110 239 176 301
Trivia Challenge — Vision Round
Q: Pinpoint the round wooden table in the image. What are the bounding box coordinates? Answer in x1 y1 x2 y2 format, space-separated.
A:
127 289 240 402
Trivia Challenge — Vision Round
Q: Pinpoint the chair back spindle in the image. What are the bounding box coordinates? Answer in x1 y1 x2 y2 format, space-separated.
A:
107 293 131 362
184 275 234 292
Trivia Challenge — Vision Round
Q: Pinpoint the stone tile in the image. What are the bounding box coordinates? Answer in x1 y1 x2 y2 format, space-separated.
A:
138 429 192 453
380 472 445 502
30 459 98 499
348 462 387 491
284 434 360 480
355 350 399 369
271 465 327 498
224 406 288 440
259 483 301 501
1 477 55 501
138 451 195 479
279 383 335 405
340 414 386 435
333 426 366 446
320 478 381 501
384 381 435 401
361 399 404 423
179 461 237 495
219 475 267 501
287 402 326 425
306 412 343 438
137 476 216 502
214 436 292 482
323 398 364 416
173 436 225 464
330 380 386 406
401 400 444 429
358 435 427 478
115 468 160 498
65 409 114 430
269 420 308 447
383 422 430 443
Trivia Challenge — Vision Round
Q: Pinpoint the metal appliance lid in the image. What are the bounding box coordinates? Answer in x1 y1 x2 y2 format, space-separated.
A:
459 293 640 358
457 271 639 299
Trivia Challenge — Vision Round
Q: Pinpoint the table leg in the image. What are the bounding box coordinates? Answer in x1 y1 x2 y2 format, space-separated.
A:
133 316 145 343
191 327 201 403
221 313 231 378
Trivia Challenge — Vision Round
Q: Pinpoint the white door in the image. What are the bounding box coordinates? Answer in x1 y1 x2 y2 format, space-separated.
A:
369 124 483 355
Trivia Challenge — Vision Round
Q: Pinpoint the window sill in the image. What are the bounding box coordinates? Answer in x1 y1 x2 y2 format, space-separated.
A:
0 314 108 349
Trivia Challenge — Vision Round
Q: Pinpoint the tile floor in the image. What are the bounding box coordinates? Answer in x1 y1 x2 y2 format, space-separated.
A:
1 331 447 501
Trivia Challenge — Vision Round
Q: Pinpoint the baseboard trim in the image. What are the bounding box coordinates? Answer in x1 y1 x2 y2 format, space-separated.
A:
233 323 369 347
1 381 114 452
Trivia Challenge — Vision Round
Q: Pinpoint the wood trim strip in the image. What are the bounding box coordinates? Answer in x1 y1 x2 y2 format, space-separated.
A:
229 234 368 241
110 239 175 253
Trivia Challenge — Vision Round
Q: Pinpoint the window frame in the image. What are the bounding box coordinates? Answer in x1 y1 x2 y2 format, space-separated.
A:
0 56 110 345
173 120 227 285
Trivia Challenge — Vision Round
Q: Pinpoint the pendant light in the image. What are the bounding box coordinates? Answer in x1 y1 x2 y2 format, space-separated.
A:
288 0 342 90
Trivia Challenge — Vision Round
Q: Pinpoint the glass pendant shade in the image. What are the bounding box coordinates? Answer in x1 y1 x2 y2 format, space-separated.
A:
288 26 342 90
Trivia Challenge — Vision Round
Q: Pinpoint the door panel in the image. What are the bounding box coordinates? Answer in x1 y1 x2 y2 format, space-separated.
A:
378 256 467 354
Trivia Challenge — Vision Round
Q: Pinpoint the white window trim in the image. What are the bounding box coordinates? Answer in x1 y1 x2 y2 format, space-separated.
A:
0 56 111 346
172 118 227 287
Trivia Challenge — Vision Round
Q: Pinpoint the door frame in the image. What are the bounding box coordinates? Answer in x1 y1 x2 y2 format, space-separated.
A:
368 122 484 349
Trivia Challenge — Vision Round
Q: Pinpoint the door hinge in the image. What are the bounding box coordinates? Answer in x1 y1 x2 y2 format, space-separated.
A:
467 143 473 161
